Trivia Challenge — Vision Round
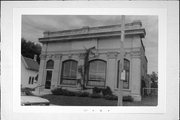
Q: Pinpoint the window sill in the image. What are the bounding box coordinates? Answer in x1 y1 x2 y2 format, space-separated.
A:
114 88 131 92
85 85 106 89
58 84 77 88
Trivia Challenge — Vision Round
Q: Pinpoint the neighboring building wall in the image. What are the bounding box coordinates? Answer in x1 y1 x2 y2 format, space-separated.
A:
21 61 38 88
139 39 148 97
131 56 141 101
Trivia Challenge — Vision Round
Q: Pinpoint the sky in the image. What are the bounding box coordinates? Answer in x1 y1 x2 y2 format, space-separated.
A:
22 15 158 74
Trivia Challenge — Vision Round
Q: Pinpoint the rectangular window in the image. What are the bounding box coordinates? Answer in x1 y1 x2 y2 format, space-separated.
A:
28 77 31 84
61 60 78 85
31 77 34 84
117 59 130 89
88 60 106 87
45 71 52 89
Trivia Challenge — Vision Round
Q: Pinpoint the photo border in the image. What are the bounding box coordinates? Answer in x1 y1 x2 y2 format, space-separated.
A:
12 7 166 113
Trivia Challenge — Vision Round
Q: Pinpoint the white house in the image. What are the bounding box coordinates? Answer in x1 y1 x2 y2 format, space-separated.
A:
21 55 39 88
37 20 147 101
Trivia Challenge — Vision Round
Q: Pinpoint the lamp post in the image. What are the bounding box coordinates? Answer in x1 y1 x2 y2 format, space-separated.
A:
117 15 125 106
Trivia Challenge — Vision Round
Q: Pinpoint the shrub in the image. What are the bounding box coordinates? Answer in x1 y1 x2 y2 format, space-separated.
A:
92 87 102 94
51 88 77 96
21 87 34 96
90 93 102 98
74 92 81 96
123 96 133 102
63 90 76 96
104 94 118 100
102 86 112 96
51 88 64 95
104 95 133 102
77 92 89 97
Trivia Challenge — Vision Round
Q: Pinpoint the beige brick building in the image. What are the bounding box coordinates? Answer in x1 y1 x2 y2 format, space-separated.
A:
37 20 147 101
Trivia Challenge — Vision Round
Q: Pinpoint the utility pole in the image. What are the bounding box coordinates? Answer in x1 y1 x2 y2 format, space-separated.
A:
117 15 125 106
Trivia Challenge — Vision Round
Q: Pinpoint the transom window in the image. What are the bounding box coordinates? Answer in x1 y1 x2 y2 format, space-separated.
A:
61 60 78 85
46 60 54 69
88 60 106 87
117 59 130 89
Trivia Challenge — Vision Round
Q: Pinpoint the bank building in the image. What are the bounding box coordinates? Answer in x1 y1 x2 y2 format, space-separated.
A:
37 20 147 101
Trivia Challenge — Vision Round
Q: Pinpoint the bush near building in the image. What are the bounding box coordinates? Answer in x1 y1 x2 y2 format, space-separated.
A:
51 87 133 102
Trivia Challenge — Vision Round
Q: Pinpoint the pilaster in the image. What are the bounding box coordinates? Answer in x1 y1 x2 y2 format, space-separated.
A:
51 54 62 89
106 52 118 90
37 54 46 92
131 57 142 101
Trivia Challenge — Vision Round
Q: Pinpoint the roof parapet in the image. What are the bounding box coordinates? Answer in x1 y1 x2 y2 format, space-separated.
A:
40 21 145 43
43 21 143 38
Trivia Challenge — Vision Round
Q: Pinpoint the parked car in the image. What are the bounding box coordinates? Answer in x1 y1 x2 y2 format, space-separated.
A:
21 88 50 106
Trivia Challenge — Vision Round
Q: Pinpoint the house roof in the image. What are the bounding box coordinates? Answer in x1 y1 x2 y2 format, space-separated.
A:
22 56 39 71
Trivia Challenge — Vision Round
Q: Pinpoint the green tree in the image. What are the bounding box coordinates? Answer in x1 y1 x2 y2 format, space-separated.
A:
21 38 42 63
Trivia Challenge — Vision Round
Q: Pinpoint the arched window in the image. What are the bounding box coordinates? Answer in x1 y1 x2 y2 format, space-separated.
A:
46 60 54 69
117 59 130 89
61 60 78 85
88 60 106 87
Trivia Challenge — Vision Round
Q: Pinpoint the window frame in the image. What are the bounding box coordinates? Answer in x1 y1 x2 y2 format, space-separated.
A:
46 60 54 69
31 77 34 84
45 59 54 89
88 59 107 87
61 60 78 85
117 59 130 89
28 76 31 84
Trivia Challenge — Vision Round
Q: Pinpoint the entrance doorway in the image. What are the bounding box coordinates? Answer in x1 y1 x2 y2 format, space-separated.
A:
45 71 52 89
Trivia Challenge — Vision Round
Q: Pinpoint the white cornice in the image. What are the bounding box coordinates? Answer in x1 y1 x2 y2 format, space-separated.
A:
41 47 141 55
39 28 145 43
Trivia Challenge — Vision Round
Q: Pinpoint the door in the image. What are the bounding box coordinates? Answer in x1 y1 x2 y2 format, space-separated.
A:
45 71 52 89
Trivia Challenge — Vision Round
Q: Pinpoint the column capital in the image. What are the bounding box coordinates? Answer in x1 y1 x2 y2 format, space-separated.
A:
39 54 46 60
89 51 99 59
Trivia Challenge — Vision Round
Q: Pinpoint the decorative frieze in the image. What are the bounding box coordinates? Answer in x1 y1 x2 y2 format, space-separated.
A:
131 51 141 58
46 54 54 59
40 54 62 60
107 52 118 59
79 53 85 59
54 54 62 60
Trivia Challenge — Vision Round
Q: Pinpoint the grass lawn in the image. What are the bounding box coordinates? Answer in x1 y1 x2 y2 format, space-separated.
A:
41 94 157 106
